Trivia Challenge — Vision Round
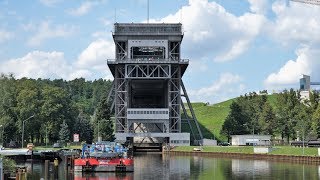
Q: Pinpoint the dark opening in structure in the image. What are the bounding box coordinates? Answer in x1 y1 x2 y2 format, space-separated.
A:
129 80 168 108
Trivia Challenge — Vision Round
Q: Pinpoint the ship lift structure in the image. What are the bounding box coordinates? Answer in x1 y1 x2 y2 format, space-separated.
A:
107 23 203 149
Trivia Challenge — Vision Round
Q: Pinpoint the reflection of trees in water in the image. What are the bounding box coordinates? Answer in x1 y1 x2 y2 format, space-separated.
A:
134 153 165 179
270 163 318 180
189 156 204 179
163 154 192 179
216 158 233 180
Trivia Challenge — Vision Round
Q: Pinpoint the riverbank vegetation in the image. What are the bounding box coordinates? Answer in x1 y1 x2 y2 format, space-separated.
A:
0 74 113 147
193 90 320 143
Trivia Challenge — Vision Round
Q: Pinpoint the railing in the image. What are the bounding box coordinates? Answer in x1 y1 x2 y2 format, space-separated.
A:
107 59 189 64
113 23 183 35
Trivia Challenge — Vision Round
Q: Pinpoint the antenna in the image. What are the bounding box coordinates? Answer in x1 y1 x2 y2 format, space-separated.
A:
180 6 183 23
114 8 117 23
147 0 149 23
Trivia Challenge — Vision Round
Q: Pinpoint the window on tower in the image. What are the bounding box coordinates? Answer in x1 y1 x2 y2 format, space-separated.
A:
131 46 165 60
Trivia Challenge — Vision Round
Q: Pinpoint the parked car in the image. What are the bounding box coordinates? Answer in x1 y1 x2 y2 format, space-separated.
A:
8 141 18 148
218 142 231 146
53 142 62 148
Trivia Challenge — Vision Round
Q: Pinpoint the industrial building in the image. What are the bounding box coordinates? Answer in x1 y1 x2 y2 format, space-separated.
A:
107 23 203 148
299 75 320 100
231 135 271 146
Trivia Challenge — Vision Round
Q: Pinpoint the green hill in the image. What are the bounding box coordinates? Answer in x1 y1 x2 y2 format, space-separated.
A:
191 94 278 141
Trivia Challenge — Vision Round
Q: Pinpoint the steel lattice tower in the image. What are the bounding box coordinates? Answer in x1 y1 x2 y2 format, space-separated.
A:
107 23 203 146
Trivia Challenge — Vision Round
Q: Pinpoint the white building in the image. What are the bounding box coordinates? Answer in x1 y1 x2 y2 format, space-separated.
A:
231 135 271 146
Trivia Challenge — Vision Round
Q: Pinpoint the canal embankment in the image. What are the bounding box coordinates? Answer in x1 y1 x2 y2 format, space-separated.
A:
164 146 320 164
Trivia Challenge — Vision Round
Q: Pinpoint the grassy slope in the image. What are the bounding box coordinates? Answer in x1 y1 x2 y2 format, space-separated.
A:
191 94 278 141
190 100 233 141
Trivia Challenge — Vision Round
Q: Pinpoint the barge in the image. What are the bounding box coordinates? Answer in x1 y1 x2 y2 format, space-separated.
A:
74 142 134 172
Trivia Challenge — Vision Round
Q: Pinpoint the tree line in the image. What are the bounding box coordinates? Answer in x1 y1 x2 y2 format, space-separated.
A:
0 74 114 147
221 89 320 143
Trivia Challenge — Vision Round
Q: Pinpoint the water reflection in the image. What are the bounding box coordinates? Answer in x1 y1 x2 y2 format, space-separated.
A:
232 159 270 178
74 172 133 180
16 154 320 180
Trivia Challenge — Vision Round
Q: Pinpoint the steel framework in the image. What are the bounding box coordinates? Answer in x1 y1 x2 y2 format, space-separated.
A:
107 23 203 145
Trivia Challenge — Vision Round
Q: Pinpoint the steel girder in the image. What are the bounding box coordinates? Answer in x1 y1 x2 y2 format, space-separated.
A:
125 64 171 78
114 65 127 133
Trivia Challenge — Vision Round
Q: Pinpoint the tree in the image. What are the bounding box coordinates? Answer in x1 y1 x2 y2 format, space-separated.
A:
274 89 303 143
16 78 41 144
94 95 114 141
40 85 76 143
73 112 93 143
258 102 276 135
312 105 320 138
0 74 19 144
59 120 70 144
236 92 267 135
221 101 250 142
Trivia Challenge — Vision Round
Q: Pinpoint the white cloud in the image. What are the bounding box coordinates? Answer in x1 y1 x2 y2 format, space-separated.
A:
27 21 75 46
150 0 266 62
264 46 320 89
0 36 115 80
91 31 108 38
68 1 99 16
0 29 13 43
0 51 73 79
0 49 113 81
76 38 114 70
263 1 320 90
39 0 62 7
270 0 320 46
248 0 269 14
189 73 245 103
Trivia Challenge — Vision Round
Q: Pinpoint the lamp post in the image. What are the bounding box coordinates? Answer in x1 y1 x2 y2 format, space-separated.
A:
98 120 103 142
46 126 48 148
0 125 3 148
22 115 34 148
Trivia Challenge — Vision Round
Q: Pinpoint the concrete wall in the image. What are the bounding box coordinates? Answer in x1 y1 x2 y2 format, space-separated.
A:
203 139 217 146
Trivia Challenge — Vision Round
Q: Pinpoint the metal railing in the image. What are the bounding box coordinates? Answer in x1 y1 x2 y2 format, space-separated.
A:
107 59 189 64
113 23 183 35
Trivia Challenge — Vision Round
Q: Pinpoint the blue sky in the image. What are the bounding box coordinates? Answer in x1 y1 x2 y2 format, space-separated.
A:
1 0 320 103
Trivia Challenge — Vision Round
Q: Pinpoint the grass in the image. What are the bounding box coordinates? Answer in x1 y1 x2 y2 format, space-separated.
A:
187 99 233 141
174 145 319 156
190 94 279 141
270 146 319 156
175 146 254 154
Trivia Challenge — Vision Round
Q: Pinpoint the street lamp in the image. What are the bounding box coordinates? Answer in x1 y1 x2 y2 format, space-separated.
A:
22 115 34 148
0 125 3 148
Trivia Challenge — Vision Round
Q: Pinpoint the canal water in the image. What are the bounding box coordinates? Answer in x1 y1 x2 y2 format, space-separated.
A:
18 153 319 180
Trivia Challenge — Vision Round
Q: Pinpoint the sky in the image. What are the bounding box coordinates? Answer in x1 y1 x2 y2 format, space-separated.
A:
1 0 320 104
